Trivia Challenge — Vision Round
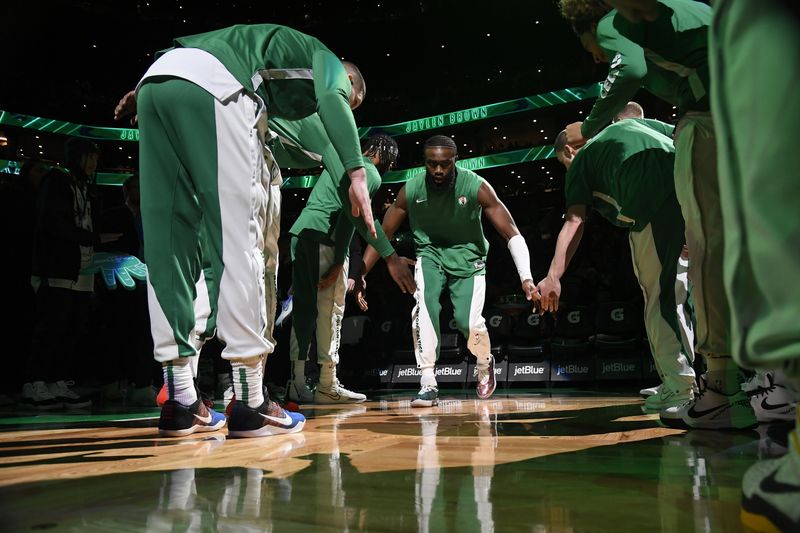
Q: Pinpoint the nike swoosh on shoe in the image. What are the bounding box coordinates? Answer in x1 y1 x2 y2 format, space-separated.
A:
194 413 212 424
760 470 800 493
761 397 790 411
261 412 294 426
318 390 341 401
687 403 729 419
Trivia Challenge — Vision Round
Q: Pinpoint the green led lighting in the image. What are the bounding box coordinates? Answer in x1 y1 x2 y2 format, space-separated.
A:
357 84 600 138
0 111 140 141
0 83 599 142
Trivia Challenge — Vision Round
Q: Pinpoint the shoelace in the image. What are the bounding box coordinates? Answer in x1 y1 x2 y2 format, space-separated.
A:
419 384 438 395
748 374 776 398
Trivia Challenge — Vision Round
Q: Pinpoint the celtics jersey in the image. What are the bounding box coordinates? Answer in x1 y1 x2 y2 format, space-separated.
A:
565 119 676 231
164 24 363 171
405 167 489 277
582 5 709 138
289 159 393 258
270 113 344 185
614 0 711 111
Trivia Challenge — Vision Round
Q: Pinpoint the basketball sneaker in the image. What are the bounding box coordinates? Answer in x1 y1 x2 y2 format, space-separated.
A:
660 378 757 430
740 430 800 533
157 383 168 407
476 357 496 400
314 379 366 404
411 384 439 408
158 397 226 437
21 381 62 410
286 378 315 404
640 384 660 398
48 380 92 409
742 371 796 423
227 398 305 438
644 385 692 411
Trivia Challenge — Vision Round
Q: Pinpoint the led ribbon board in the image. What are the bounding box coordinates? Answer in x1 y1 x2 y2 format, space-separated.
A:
357 84 600 137
0 110 139 141
0 84 599 142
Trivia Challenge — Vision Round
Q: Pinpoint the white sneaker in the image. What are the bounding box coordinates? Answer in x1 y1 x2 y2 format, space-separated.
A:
660 380 757 430
640 385 661 398
314 380 367 404
644 385 692 411
48 380 92 409
286 378 315 403
743 371 797 423
411 384 439 408
21 381 62 410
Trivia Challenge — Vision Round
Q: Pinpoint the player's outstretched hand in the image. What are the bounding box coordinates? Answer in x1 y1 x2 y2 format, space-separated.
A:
536 275 561 314
522 279 541 313
386 254 416 295
565 121 587 147
347 167 377 239
354 276 368 311
114 90 138 125
318 263 344 290
82 252 147 290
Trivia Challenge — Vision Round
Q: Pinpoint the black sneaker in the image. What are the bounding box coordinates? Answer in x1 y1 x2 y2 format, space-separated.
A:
158 398 226 437
227 399 305 438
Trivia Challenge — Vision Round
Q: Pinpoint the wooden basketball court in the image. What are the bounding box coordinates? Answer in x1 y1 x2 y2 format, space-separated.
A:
0 391 776 531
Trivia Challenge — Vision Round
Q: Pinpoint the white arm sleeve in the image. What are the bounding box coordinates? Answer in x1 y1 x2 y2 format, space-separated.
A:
507 234 532 283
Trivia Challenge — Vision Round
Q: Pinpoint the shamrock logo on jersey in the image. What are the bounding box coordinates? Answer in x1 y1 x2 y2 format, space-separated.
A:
458 195 467 206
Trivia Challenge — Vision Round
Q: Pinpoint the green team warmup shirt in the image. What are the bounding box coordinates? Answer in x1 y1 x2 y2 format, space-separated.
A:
165 24 364 172
405 167 489 278
582 2 711 138
566 119 676 231
289 159 394 261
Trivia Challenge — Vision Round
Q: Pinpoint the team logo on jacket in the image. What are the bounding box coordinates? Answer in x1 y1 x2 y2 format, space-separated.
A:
474 260 485 270
458 195 467 206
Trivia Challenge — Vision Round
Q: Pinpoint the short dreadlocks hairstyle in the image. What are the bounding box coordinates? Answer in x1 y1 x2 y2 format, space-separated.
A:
363 134 399 169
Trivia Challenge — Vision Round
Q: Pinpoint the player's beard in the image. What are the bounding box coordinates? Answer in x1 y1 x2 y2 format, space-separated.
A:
426 167 456 190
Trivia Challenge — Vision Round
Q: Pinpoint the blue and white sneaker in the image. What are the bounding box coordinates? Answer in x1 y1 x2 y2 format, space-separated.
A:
227 399 305 438
275 295 293 327
158 398 227 437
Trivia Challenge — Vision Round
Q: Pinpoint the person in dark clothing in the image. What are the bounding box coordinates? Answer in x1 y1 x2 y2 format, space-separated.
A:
96 174 159 406
22 138 119 409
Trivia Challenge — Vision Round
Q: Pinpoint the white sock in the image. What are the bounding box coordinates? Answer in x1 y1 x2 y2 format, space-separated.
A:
231 356 265 408
163 358 197 406
421 367 437 388
188 355 199 379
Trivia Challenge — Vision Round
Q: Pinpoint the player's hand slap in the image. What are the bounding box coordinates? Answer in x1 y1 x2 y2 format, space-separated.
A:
522 279 541 314
386 253 416 295
536 275 561 315
354 276 368 311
